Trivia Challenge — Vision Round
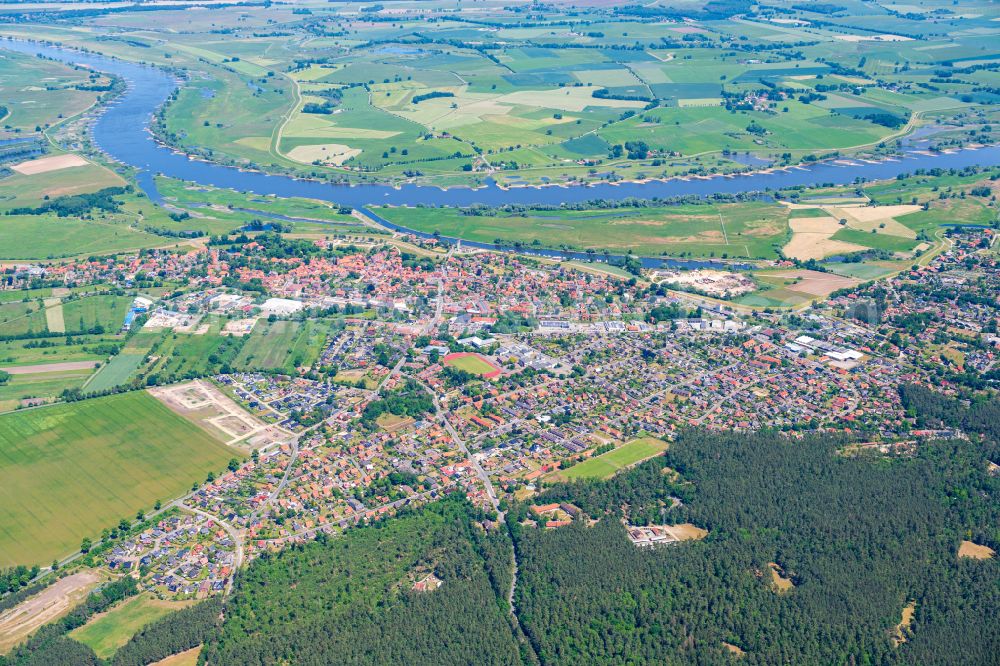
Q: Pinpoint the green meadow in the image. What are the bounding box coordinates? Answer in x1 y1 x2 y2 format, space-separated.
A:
379 202 789 258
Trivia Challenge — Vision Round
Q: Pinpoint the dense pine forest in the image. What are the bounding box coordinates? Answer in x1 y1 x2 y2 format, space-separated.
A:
201 499 526 665
514 424 999 665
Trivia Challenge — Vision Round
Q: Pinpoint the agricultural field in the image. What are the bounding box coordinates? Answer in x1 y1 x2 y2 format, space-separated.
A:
82 352 146 393
0 391 240 567
0 367 94 413
556 438 669 481
379 201 789 258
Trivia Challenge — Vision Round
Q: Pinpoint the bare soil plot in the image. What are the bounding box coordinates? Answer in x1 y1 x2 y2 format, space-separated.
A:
722 642 746 656
376 412 415 432
149 380 287 449
667 524 709 540
0 360 98 375
958 540 995 560
0 571 101 653
10 154 89 175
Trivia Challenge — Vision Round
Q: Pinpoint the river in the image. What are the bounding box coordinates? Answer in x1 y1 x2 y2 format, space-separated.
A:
3 38 998 268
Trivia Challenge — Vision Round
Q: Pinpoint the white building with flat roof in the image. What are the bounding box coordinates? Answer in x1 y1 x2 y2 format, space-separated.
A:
261 298 304 315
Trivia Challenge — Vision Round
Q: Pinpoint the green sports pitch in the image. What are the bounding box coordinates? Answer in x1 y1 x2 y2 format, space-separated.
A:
0 391 240 567
557 437 668 481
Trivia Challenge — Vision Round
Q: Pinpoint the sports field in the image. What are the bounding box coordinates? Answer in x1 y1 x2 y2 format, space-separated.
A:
442 352 501 378
0 391 240 567
558 437 668 480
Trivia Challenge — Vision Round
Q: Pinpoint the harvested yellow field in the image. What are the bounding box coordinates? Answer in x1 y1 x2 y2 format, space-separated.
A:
286 143 361 165
958 540 995 560
11 153 89 175
827 205 919 238
789 216 841 234
782 234 866 261
782 208 863 260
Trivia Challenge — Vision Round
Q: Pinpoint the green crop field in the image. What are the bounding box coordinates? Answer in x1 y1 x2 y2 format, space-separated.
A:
0 391 240 567
69 594 191 659
83 352 146 393
558 437 668 481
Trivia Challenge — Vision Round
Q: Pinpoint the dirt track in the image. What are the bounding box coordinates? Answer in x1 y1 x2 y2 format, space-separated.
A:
0 571 101 653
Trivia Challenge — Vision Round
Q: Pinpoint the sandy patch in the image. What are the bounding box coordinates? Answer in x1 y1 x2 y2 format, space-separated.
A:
655 269 756 297
286 143 361 166
151 646 202 666
722 642 746 656
893 601 916 646
769 562 794 593
664 523 708 540
0 571 101 653
958 540 995 560
10 154 89 175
